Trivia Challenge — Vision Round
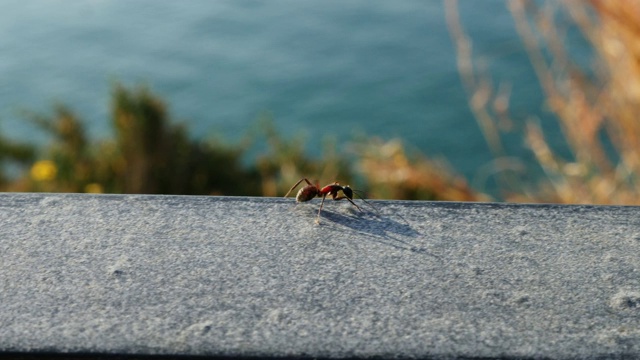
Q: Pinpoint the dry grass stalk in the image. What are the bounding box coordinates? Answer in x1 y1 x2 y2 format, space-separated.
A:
354 137 489 201
448 0 640 204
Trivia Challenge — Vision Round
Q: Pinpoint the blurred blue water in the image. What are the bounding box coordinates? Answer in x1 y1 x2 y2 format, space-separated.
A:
0 1 577 193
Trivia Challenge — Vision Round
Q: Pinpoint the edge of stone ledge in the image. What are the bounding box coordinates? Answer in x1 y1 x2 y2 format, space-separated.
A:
4 190 640 208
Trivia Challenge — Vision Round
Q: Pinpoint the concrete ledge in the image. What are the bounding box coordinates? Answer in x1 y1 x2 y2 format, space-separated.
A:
1 193 640 359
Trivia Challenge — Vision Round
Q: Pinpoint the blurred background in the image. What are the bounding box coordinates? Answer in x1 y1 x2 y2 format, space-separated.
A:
1 0 638 203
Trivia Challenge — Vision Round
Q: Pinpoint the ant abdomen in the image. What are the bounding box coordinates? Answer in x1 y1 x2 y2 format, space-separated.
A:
296 185 319 202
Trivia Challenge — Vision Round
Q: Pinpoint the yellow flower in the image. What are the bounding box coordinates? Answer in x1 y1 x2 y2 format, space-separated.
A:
30 160 58 182
84 183 104 194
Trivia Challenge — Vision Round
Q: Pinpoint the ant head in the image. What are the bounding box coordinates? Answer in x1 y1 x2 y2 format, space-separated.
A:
342 185 354 200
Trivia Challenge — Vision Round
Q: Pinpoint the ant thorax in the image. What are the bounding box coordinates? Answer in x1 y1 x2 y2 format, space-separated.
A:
296 185 319 202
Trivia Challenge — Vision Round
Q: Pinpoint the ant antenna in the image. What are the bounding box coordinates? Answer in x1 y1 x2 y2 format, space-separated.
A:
351 188 380 215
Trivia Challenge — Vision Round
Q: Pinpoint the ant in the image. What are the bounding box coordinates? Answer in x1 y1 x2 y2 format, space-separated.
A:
284 178 375 223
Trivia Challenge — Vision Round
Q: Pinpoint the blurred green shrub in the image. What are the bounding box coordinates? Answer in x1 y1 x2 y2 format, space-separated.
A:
0 133 35 188
109 84 260 195
0 83 484 201
7 84 261 196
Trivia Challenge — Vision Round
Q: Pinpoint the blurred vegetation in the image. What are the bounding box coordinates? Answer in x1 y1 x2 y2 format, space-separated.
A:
0 83 484 201
447 0 640 204
2 0 638 204
6 85 262 196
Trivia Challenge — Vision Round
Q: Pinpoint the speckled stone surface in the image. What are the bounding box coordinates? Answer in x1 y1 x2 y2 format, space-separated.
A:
1 193 640 358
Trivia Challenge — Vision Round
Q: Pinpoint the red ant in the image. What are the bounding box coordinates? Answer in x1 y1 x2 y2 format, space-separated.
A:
284 178 375 223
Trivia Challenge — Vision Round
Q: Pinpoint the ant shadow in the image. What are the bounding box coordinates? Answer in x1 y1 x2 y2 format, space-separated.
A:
318 208 442 261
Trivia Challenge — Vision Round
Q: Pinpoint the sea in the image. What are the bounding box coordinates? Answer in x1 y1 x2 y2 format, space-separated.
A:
0 1 588 196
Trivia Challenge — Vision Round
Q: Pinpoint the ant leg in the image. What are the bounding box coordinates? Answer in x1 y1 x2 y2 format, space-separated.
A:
333 195 362 211
284 178 313 198
315 194 327 224
349 189 381 215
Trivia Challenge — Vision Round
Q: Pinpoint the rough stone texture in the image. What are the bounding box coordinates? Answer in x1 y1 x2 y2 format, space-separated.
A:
1 193 640 359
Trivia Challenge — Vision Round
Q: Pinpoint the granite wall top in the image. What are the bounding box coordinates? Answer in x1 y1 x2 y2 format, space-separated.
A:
1 193 639 359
